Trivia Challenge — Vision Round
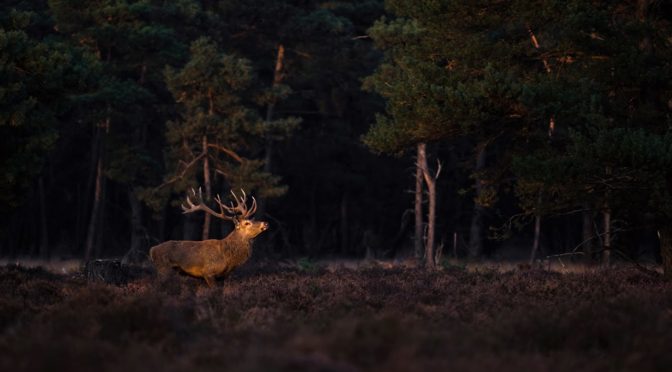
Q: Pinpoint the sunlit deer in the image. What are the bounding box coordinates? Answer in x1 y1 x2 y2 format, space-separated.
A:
149 188 268 286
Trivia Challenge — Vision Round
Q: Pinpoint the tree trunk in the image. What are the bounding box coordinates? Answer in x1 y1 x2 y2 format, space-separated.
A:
202 136 211 240
659 227 672 279
602 208 611 265
85 117 109 261
414 144 424 261
79 124 101 251
453 232 458 259
38 176 49 259
582 206 593 265
94 167 107 258
263 43 285 174
259 44 286 216
340 192 348 255
125 188 143 263
469 145 487 258
529 215 542 264
418 142 436 270
85 153 104 261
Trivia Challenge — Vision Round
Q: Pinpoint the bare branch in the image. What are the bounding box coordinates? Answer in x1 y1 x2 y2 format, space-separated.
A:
207 143 244 163
154 152 206 190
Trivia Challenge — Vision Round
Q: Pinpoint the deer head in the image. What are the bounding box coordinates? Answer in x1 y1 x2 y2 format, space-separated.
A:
181 188 269 239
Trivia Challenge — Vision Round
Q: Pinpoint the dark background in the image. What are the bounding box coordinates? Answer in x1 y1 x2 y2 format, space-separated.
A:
1 0 669 265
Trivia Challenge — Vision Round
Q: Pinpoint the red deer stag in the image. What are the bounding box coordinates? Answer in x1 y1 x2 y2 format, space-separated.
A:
149 188 268 286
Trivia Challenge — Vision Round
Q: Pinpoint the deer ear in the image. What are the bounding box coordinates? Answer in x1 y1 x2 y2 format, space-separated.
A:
233 217 240 228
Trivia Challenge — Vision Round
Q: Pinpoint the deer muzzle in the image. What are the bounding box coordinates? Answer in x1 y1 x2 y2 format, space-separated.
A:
260 222 269 231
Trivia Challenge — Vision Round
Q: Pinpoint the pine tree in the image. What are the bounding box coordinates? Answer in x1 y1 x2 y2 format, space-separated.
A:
511 1 672 270
0 4 100 256
161 38 296 240
49 0 198 259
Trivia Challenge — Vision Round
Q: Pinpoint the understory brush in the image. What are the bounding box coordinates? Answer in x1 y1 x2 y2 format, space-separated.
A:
0 264 670 371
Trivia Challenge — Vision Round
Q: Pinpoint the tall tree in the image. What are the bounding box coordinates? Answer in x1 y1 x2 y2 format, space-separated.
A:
0 4 100 256
161 37 295 240
363 13 457 268
512 1 672 271
49 0 198 259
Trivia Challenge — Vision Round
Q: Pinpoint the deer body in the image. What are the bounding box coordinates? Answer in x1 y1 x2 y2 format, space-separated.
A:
149 189 267 286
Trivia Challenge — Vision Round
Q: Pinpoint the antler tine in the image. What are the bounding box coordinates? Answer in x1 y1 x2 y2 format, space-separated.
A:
213 194 228 216
247 196 257 217
181 187 197 212
218 188 257 219
180 186 229 219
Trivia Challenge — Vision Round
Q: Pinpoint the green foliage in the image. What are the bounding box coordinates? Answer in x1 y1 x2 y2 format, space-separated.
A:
49 0 199 209
511 1 672 226
367 0 672 236
0 6 99 211
162 37 297 201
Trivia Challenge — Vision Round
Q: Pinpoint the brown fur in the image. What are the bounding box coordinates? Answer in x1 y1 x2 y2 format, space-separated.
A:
150 219 268 286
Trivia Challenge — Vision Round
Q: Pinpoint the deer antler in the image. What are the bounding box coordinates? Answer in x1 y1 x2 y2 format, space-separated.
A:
220 189 257 220
182 187 230 219
181 187 256 221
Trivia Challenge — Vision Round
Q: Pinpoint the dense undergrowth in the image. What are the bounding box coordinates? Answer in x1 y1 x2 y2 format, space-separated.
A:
1 264 671 371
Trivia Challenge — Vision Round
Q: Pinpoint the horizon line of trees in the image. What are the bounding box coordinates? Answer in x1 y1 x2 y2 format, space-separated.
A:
2 0 672 277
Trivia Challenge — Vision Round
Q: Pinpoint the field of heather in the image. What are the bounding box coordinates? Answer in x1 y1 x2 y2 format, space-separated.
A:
1 264 671 372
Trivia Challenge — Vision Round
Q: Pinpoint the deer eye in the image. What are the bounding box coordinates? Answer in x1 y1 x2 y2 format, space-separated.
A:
244 221 251 226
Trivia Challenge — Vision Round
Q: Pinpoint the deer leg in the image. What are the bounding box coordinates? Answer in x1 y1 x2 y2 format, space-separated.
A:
204 276 216 287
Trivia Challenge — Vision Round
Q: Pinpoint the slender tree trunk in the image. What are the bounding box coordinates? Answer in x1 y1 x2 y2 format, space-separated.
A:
263 44 285 174
259 44 286 216
453 232 458 259
469 145 487 259
38 176 49 259
425 178 436 270
582 206 593 265
602 208 611 265
85 152 104 261
417 143 436 270
80 124 101 251
126 188 143 263
85 117 109 261
94 168 107 258
202 136 211 240
529 215 542 264
414 144 424 261
340 192 348 255
75 182 83 253
529 193 543 263
659 227 672 279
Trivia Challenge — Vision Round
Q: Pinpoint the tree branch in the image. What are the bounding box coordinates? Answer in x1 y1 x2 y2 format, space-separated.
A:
154 152 206 190
207 143 244 163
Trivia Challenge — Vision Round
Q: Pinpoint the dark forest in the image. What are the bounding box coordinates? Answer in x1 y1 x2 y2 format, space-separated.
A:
3 0 672 271
2 1 672 371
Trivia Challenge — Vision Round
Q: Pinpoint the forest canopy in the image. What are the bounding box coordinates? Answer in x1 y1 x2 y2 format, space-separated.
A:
1 0 672 275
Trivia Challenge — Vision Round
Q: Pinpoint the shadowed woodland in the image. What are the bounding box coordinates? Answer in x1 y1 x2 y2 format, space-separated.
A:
2 0 672 271
2 0 672 370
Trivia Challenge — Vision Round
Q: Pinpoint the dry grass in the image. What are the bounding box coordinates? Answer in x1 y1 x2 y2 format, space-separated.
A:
0 263 671 371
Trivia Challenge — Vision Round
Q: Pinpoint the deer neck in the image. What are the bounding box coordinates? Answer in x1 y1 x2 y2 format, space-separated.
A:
222 229 253 250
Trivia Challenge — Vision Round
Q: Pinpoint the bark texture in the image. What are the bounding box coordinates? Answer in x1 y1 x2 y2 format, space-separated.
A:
469 146 486 258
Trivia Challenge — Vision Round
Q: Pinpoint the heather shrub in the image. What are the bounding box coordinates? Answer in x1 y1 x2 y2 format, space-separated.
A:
1 264 671 371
